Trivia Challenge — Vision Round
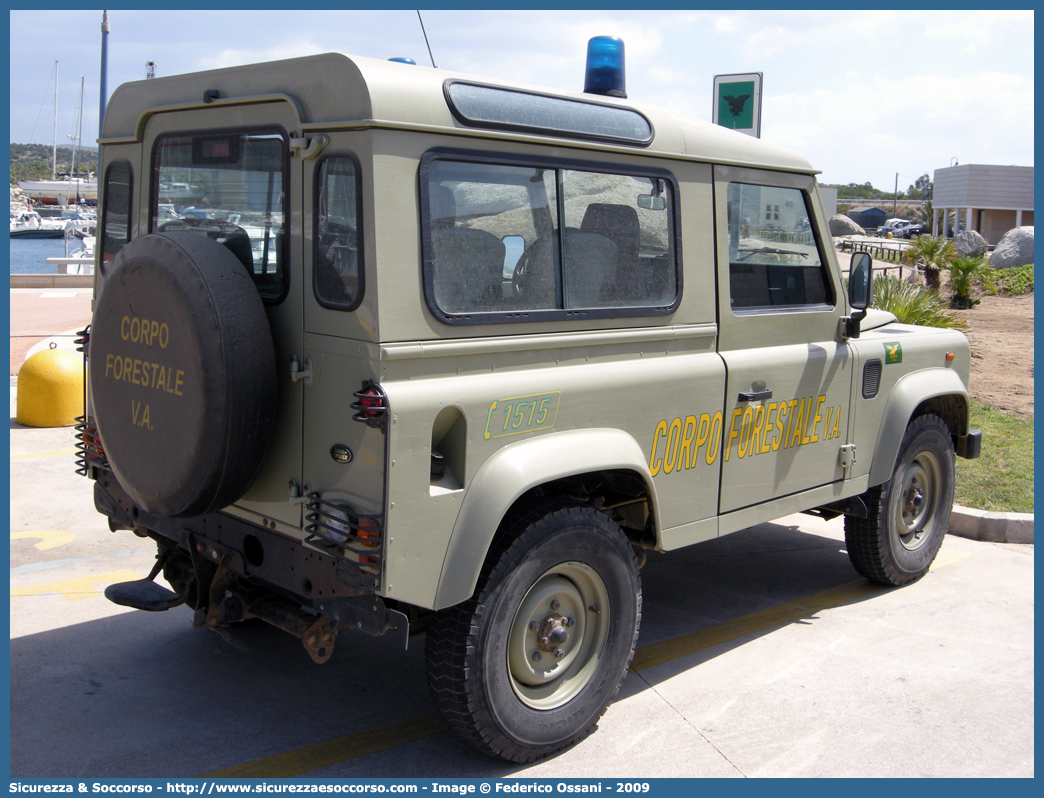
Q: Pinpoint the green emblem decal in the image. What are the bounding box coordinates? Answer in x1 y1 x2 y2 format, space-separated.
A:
884 342 903 364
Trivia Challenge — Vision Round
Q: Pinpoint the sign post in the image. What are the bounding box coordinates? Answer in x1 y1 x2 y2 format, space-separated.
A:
713 72 763 138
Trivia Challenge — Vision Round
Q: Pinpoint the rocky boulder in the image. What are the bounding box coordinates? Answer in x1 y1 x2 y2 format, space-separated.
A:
990 227 1034 269
955 230 988 257
829 214 864 237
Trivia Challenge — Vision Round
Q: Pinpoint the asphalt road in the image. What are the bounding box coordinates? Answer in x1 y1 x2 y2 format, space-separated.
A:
9 421 1035 779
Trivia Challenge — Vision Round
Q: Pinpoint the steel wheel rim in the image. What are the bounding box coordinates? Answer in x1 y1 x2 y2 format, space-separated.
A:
895 450 942 550
507 562 610 710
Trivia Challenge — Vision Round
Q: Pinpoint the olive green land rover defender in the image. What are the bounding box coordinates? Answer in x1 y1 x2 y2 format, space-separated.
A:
79 47 981 762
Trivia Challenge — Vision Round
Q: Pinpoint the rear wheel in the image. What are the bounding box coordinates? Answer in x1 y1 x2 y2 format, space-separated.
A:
845 414 955 586
425 502 641 762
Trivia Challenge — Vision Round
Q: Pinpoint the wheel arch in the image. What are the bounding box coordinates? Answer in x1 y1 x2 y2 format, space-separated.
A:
868 368 968 487
431 428 658 610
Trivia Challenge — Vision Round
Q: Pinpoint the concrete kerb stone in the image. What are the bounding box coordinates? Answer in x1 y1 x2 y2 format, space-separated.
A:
949 505 1034 544
11 274 93 289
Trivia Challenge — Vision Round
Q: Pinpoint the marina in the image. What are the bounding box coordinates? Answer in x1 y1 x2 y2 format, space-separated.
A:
9 233 92 273
9 237 70 274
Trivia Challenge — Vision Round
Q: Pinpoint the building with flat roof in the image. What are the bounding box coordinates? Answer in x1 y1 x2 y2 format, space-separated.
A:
846 205 888 229
932 164 1033 245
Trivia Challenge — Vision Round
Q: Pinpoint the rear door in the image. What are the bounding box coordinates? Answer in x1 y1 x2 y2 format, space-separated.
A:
713 165 854 513
142 101 305 527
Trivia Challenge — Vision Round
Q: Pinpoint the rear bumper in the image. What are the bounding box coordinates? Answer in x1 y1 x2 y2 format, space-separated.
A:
92 472 397 636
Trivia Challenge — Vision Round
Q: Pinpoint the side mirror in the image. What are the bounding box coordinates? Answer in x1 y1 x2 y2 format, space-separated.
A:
849 252 873 310
845 252 873 338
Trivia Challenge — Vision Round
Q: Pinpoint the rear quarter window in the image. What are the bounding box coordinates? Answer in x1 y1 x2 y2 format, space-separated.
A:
100 161 132 270
314 154 363 311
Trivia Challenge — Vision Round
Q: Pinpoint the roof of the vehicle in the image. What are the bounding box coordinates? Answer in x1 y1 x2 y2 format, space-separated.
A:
103 52 816 174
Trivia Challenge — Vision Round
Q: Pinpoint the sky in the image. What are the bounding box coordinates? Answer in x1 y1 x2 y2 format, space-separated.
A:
8 8 1035 192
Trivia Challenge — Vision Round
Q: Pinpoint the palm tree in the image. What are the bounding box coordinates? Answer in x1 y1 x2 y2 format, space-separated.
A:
902 236 957 290
947 255 995 309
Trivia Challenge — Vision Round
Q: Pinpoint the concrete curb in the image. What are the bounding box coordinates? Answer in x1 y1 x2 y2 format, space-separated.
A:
11 274 94 289
949 504 1034 544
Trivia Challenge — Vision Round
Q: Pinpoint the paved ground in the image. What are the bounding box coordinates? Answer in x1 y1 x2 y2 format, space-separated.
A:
10 286 93 376
9 417 1034 778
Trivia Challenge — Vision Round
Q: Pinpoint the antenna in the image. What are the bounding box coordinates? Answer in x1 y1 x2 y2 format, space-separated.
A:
146 60 156 80
417 10 437 68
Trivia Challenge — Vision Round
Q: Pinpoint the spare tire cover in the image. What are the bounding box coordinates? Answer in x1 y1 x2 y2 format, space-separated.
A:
90 232 277 517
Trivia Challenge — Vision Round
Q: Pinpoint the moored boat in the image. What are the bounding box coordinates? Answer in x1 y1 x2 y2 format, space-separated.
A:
17 176 98 205
10 208 65 238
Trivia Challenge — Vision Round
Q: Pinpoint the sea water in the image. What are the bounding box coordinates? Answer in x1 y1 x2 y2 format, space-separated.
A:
8 238 69 274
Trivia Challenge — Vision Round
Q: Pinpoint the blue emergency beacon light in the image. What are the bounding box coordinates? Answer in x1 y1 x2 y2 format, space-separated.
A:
583 36 627 98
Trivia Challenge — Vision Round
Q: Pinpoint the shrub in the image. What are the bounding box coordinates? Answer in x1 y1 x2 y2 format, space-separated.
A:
998 264 1034 295
871 274 968 331
947 255 995 309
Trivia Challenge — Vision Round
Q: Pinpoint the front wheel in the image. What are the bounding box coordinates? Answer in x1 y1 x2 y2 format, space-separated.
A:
845 413 955 586
425 502 641 762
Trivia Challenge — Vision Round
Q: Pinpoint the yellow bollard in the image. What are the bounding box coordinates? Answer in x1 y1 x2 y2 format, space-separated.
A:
16 348 84 427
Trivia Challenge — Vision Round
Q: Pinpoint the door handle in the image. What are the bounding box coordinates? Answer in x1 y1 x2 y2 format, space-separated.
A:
738 389 773 402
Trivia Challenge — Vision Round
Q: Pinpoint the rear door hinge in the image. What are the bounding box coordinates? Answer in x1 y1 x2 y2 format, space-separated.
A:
290 354 312 384
290 134 329 160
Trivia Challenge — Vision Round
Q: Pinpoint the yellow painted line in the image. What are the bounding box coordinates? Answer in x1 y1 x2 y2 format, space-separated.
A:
10 448 77 462
10 570 140 601
11 530 76 550
199 547 972 776
202 712 446 778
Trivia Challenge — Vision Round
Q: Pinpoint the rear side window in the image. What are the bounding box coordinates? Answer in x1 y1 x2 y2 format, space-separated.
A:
151 129 288 301
100 161 132 268
314 155 363 310
726 183 833 310
422 153 679 324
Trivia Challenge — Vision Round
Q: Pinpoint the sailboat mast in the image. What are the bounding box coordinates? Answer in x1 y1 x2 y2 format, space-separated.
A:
51 60 58 180
98 11 109 178
71 76 84 197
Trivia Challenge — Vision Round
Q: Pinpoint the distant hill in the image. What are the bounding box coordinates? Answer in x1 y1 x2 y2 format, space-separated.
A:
10 142 98 184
